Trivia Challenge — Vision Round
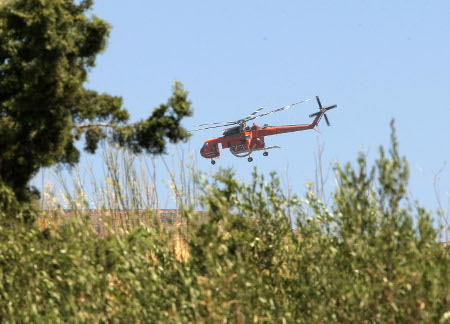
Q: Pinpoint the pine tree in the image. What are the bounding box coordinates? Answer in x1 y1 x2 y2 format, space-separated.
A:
0 0 192 222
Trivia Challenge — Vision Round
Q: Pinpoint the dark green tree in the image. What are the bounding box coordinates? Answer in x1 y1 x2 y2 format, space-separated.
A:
0 0 193 222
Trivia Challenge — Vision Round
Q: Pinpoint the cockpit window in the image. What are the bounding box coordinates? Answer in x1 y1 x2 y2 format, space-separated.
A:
200 142 209 153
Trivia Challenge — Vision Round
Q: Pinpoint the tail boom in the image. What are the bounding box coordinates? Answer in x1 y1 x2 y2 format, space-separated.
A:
259 108 326 136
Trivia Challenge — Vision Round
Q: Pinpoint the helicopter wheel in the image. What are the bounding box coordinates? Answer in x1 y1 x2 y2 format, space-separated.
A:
248 157 253 162
263 151 268 157
211 160 216 165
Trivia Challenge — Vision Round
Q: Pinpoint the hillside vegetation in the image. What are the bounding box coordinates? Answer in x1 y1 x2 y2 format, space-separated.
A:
1 1 447 321
0 124 448 323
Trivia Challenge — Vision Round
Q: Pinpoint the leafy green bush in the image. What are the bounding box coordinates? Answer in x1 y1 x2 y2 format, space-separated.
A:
0 124 448 322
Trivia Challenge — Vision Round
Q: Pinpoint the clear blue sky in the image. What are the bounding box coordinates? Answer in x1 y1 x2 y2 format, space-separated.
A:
54 1 450 214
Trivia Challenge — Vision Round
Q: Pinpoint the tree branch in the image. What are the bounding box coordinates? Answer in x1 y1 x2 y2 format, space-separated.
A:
74 122 118 129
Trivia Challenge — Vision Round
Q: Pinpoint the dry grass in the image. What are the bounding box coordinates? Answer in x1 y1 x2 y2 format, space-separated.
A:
35 141 199 261
35 139 449 249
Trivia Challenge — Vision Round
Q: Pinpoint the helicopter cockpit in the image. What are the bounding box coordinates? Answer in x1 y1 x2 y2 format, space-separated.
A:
200 142 209 153
200 141 220 158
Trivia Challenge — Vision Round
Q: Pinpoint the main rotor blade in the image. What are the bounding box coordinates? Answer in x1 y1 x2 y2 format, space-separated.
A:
324 114 330 126
246 98 311 122
194 106 264 127
242 106 264 121
194 120 237 127
192 122 237 132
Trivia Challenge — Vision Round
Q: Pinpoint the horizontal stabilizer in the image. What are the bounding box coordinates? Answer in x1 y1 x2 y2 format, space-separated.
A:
253 145 281 152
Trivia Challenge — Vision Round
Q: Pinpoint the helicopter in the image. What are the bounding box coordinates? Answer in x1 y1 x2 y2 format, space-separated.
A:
194 96 337 164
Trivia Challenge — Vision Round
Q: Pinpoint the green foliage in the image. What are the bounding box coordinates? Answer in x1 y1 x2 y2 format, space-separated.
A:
0 178 40 224
0 124 448 322
113 81 193 155
0 0 192 222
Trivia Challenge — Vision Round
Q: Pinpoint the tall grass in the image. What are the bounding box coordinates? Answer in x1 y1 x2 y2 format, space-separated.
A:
36 137 448 242
37 141 200 235
2 124 449 322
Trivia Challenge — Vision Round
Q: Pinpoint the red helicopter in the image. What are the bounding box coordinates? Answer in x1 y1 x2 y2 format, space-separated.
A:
195 96 337 164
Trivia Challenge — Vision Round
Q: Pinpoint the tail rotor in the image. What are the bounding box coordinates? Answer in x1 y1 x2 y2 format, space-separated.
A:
309 96 337 126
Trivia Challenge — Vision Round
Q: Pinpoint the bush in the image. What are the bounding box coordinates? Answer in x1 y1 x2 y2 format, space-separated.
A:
0 124 448 322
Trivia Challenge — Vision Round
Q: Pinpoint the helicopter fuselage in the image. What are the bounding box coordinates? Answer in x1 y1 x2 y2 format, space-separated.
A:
197 96 337 163
200 122 315 159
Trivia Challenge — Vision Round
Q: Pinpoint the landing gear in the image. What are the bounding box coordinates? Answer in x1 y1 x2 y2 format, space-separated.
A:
211 159 216 165
248 157 253 162
263 151 268 156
